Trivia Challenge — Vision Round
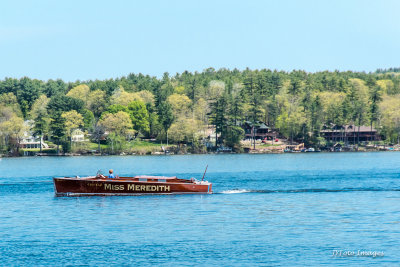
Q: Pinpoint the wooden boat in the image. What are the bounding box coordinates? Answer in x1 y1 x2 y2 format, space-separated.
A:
53 174 212 196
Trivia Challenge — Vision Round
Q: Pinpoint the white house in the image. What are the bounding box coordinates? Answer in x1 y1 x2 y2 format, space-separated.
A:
71 129 85 142
20 136 49 149
19 120 49 149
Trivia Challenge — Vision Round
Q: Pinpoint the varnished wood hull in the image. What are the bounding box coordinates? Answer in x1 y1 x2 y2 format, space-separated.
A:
53 177 212 196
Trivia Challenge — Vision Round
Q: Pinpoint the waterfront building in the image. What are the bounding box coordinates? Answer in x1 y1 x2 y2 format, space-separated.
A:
19 120 49 149
320 124 380 144
19 136 49 149
242 121 277 140
71 129 85 142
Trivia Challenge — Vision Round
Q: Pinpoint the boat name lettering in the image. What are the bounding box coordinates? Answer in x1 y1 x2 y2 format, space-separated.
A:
103 183 170 192
127 184 170 192
104 184 125 190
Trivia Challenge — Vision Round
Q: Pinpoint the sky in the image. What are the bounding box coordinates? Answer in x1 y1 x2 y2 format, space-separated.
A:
0 0 399 81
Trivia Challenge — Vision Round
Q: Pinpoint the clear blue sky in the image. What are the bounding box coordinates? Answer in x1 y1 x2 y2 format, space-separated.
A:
0 0 399 81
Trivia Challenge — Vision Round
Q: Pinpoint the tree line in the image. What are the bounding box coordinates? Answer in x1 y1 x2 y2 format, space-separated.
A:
1 68 400 154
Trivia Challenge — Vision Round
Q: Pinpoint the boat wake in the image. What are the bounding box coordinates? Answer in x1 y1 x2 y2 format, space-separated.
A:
220 189 252 194
218 188 400 194
0 181 53 185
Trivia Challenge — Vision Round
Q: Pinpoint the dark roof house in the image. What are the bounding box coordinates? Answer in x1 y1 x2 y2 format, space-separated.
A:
242 121 277 140
320 124 380 143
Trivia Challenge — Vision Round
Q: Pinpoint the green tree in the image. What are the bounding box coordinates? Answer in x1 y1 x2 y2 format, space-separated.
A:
194 98 209 125
44 79 66 97
133 90 155 105
127 100 150 134
49 115 66 154
66 84 90 103
91 124 105 152
210 95 228 146
148 112 162 138
244 73 264 122
82 109 95 132
168 118 204 145
47 95 85 115
229 83 244 125
0 92 23 116
98 111 133 153
17 77 42 118
0 114 25 154
206 80 225 100
276 106 307 144
106 132 127 154
111 86 142 106
87 90 107 119
61 110 84 149
106 104 129 114
369 86 382 141
379 94 400 143
167 93 192 119
99 111 133 136
309 94 323 139
348 79 370 145
30 95 51 152
47 95 84 153
158 102 174 145
224 126 245 148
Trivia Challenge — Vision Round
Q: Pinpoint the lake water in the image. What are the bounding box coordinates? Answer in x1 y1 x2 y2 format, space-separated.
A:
1 152 400 266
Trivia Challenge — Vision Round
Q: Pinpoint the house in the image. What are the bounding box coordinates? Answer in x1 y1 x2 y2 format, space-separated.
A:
19 120 49 149
242 121 277 140
320 124 380 143
71 129 85 142
20 135 49 149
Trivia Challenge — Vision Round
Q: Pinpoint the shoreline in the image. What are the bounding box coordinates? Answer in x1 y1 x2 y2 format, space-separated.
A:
1 148 399 158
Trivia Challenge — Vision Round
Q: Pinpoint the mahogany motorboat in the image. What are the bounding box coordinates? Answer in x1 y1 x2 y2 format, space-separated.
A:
53 170 212 196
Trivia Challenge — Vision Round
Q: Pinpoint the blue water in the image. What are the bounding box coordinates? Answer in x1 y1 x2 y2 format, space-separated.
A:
1 152 400 266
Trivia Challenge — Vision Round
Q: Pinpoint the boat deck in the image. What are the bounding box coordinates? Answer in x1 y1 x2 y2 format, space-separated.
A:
60 175 195 184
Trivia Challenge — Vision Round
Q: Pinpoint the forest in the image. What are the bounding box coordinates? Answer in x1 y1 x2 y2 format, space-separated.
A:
1 67 400 155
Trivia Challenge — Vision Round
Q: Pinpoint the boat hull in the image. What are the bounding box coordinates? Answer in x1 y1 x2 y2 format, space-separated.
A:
53 177 212 196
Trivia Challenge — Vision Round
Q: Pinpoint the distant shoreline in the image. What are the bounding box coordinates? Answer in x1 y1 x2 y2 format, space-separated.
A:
1 148 398 158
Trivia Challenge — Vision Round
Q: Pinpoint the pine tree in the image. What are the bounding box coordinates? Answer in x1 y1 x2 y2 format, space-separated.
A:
210 95 228 147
